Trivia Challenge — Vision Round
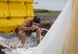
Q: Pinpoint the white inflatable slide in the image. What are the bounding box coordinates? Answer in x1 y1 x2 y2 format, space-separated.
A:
33 0 73 54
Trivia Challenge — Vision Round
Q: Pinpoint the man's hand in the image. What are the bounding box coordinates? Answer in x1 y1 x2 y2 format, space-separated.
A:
31 25 38 30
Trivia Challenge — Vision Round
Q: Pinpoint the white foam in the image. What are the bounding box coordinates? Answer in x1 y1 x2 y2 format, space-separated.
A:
0 33 38 54
4 47 36 54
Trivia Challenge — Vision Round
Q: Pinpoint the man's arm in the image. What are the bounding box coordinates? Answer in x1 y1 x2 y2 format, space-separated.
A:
19 18 33 31
21 25 38 31
36 28 41 44
20 18 38 31
21 26 32 31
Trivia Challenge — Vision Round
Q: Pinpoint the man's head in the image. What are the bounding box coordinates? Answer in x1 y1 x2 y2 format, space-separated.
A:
32 16 41 26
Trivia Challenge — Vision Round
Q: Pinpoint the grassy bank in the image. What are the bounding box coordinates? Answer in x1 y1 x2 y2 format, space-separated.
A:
34 9 61 14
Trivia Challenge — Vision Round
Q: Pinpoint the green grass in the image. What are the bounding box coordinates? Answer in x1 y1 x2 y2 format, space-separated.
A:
34 9 49 13
34 9 61 14
49 11 61 14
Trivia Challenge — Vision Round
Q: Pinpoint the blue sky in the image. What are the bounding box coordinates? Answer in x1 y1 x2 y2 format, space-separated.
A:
33 0 68 11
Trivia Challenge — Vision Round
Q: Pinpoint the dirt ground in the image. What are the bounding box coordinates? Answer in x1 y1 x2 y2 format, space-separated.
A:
35 12 59 29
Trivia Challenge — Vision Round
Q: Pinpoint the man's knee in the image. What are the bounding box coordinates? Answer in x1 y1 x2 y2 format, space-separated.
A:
18 30 26 36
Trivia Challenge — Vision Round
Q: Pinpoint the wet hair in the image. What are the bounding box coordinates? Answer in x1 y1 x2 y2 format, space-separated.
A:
33 16 41 24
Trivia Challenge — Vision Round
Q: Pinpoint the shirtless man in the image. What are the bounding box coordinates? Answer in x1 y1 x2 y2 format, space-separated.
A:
15 16 41 46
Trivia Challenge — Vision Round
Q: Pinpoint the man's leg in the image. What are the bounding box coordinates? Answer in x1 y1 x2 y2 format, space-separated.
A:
18 30 26 44
36 29 41 44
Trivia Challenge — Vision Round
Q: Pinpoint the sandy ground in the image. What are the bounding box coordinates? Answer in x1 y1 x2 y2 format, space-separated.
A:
35 12 59 29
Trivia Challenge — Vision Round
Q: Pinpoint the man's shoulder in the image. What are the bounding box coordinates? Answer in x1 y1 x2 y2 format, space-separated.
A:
24 18 33 24
26 18 33 21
